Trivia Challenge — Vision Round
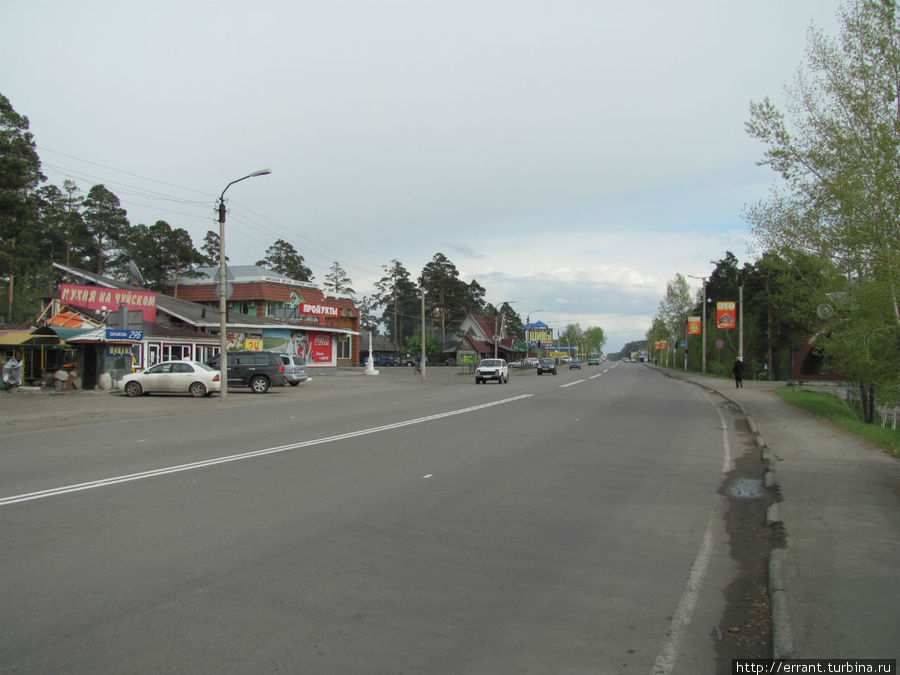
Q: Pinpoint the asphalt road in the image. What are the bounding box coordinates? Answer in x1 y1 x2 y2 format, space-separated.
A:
1 364 749 673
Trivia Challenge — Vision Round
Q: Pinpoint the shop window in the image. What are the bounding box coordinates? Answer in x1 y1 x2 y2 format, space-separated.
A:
338 336 351 359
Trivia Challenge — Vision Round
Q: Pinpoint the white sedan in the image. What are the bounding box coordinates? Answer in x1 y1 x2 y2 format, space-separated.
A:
121 360 221 397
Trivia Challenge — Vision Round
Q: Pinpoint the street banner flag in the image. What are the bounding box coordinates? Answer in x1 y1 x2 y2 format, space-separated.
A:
716 302 736 329
687 316 702 335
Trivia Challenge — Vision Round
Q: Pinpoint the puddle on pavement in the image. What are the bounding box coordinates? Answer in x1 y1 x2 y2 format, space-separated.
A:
727 477 764 499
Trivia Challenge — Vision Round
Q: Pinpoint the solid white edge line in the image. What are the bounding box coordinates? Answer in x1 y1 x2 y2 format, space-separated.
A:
1 394 532 507
652 394 731 674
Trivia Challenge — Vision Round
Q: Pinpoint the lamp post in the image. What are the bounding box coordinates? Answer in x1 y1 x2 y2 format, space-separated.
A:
217 169 271 401
420 287 426 381
688 275 708 374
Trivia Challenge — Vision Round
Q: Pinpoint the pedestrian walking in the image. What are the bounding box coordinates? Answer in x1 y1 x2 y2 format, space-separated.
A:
732 357 744 388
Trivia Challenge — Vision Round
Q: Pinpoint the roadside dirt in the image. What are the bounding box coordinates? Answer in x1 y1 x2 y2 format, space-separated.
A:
715 408 785 671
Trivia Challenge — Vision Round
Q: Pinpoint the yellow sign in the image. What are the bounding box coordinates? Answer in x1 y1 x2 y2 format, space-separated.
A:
245 339 263 351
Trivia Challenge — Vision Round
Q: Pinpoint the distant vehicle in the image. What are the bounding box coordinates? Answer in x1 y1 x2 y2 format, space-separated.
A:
509 360 526 369
279 354 308 386
525 357 540 368
206 351 286 393
122 360 220 397
537 358 557 375
475 358 509 384
569 360 581 369
588 354 600 365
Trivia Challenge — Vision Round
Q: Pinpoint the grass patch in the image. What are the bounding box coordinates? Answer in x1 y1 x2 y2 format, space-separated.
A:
777 388 900 458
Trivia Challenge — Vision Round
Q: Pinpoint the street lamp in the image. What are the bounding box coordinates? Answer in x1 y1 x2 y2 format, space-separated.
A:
420 286 426 381
687 275 708 374
217 168 271 401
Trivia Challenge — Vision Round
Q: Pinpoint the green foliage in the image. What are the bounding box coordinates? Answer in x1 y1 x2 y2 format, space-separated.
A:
746 0 900 404
402 332 441 364
82 184 129 274
323 261 354 297
777 388 900 456
256 238 313 281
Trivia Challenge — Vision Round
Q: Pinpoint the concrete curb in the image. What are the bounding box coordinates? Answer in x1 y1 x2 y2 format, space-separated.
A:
717 393 794 661
659 370 793 662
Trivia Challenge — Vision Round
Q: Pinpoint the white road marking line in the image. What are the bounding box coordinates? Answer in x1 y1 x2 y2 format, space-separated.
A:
0 394 532 507
423 474 433 479
589 373 603 380
559 379 585 388
652 394 731 674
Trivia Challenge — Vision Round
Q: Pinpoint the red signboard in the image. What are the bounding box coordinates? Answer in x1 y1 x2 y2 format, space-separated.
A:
61 284 157 322
302 303 339 318
716 302 736 329
310 332 333 363
687 316 702 335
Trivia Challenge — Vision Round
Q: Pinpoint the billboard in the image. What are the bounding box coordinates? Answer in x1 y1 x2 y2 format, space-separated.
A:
61 284 157 322
687 316 702 335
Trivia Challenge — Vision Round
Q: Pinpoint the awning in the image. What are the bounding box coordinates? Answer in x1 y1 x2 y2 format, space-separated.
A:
0 331 34 346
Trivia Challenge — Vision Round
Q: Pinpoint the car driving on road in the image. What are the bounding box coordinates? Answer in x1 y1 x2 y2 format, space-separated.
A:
537 358 557 375
475 358 509 384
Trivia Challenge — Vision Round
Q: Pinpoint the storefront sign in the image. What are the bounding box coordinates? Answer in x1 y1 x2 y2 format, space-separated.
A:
106 329 143 341
716 302 736 329
302 303 339 318
61 284 157 322
245 339 263 351
107 344 135 363
310 332 333 363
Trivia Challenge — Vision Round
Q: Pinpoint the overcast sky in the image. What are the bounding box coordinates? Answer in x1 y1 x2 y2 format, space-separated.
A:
2 1 843 352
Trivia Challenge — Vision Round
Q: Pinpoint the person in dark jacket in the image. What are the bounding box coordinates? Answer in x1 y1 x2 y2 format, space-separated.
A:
732 358 744 388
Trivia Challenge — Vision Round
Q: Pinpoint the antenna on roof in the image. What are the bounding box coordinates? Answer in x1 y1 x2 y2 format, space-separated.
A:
127 260 145 286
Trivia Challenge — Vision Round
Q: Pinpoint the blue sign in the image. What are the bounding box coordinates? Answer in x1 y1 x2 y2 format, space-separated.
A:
106 329 144 341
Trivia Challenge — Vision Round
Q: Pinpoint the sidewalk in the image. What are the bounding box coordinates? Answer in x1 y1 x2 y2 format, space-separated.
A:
655 366 899 661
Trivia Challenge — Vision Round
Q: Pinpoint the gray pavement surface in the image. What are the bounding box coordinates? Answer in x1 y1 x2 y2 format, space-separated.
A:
3 365 898 664
654 366 899 662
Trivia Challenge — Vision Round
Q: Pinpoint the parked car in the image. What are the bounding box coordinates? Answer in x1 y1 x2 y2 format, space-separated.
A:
475 358 509 384
206 351 286 393
569 359 582 369
121 360 220 397
279 353 308 386
509 359 526 369
525 357 540 368
537 358 557 375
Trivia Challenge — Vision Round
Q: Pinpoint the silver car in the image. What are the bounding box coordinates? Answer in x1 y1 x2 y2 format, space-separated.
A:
279 354 309 386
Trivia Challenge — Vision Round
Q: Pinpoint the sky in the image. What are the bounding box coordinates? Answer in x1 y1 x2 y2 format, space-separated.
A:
2 1 843 352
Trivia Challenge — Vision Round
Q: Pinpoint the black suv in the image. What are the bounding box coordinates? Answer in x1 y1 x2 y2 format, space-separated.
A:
537 358 558 375
206 351 287 393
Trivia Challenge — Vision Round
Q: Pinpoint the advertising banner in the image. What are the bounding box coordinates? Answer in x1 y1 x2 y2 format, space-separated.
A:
687 316 702 335
527 328 552 345
716 302 736 329
61 284 157 322
310 332 333 363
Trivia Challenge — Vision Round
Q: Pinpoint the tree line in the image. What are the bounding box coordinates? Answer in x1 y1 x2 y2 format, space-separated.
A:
0 93 607 361
649 0 900 421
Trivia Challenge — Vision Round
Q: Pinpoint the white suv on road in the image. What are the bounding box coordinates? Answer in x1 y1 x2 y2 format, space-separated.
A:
475 358 509 384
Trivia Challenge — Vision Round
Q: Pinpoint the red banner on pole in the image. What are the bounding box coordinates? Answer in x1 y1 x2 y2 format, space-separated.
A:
716 302 736 329
687 316 702 335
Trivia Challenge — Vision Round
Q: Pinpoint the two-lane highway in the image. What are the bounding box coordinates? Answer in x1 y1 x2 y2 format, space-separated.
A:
1 364 743 673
